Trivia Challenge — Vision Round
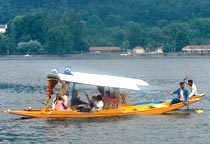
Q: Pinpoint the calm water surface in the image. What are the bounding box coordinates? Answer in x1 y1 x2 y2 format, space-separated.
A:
0 57 209 144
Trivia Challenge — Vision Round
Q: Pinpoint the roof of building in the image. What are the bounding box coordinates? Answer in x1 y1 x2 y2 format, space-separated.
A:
0 24 6 29
182 45 210 51
133 46 144 50
89 47 121 51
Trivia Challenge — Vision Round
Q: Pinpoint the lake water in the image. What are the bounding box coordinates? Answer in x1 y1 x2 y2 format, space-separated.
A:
0 57 209 144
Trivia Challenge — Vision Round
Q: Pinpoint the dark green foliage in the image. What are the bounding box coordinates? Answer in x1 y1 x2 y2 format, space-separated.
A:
1 0 210 54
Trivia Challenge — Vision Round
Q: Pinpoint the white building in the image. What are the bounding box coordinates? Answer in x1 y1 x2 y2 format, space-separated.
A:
0 24 7 33
182 45 210 54
133 46 145 54
155 46 164 54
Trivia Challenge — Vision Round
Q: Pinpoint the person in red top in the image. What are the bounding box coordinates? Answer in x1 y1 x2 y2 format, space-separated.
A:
102 90 117 109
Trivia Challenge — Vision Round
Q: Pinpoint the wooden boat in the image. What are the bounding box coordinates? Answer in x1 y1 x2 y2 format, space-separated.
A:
3 94 204 118
2 71 205 118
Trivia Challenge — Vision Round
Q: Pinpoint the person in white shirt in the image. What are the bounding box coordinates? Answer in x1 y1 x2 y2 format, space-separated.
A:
185 79 197 98
92 95 104 111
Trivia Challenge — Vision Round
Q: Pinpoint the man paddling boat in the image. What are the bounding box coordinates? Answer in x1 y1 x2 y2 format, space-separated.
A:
170 82 189 105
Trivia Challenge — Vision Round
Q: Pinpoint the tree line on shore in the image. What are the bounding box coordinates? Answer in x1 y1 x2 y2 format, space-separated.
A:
0 0 210 54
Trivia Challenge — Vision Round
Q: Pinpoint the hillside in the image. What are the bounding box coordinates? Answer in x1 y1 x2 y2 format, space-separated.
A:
0 0 210 54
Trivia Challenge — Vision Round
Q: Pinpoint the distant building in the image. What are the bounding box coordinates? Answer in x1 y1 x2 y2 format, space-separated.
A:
133 46 145 54
182 45 210 54
155 46 164 54
0 24 7 33
89 46 121 53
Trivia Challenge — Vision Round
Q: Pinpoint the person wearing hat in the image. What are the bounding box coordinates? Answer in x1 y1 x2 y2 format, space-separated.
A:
63 66 73 75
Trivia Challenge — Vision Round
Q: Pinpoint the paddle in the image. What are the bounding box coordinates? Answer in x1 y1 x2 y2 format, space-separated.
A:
183 76 204 113
37 100 52 108
191 108 204 113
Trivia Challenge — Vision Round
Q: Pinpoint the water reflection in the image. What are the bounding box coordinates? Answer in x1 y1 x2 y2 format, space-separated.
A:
45 115 132 127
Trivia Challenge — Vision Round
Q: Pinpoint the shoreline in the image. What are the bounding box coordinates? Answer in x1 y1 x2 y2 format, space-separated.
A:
1 53 210 60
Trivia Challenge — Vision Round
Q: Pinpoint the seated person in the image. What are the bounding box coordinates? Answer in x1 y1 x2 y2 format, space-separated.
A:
170 82 189 105
185 79 197 98
111 88 123 109
71 90 88 106
77 95 97 112
55 96 68 110
92 95 104 111
62 91 70 108
121 93 128 104
78 95 104 112
102 91 117 109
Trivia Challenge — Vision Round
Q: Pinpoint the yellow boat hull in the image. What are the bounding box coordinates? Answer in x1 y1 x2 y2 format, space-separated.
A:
5 109 126 118
122 94 204 114
2 94 204 118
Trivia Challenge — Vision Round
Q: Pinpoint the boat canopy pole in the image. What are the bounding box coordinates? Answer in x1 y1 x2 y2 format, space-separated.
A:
71 82 75 106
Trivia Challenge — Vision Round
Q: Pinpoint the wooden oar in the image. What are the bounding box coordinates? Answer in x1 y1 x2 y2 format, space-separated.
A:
192 108 204 113
37 100 52 108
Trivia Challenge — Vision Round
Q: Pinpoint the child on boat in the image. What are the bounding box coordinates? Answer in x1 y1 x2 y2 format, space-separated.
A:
77 95 104 112
52 94 71 111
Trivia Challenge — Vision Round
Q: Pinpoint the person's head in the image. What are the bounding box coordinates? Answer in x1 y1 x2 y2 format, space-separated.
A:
74 90 78 97
180 82 185 89
92 96 97 101
51 68 58 74
97 95 103 101
188 80 193 86
58 96 63 101
63 66 72 75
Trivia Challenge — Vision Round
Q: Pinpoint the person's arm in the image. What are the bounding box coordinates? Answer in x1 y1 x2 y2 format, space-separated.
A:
78 98 88 104
170 88 178 95
85 94 91 103
183 76 188 83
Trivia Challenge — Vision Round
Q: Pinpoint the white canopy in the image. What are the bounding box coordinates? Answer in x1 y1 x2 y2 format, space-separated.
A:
58 72 149 90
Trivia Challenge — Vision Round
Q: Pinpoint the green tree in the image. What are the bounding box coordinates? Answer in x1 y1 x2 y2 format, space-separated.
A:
87 15 105 28
141 27 168 51
105 15 125 27
6 13 45 44
47 25 74 54
126 21 143 49
0 34 11 54
163 22 192 52
17 40 42 53
190 18 210 44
